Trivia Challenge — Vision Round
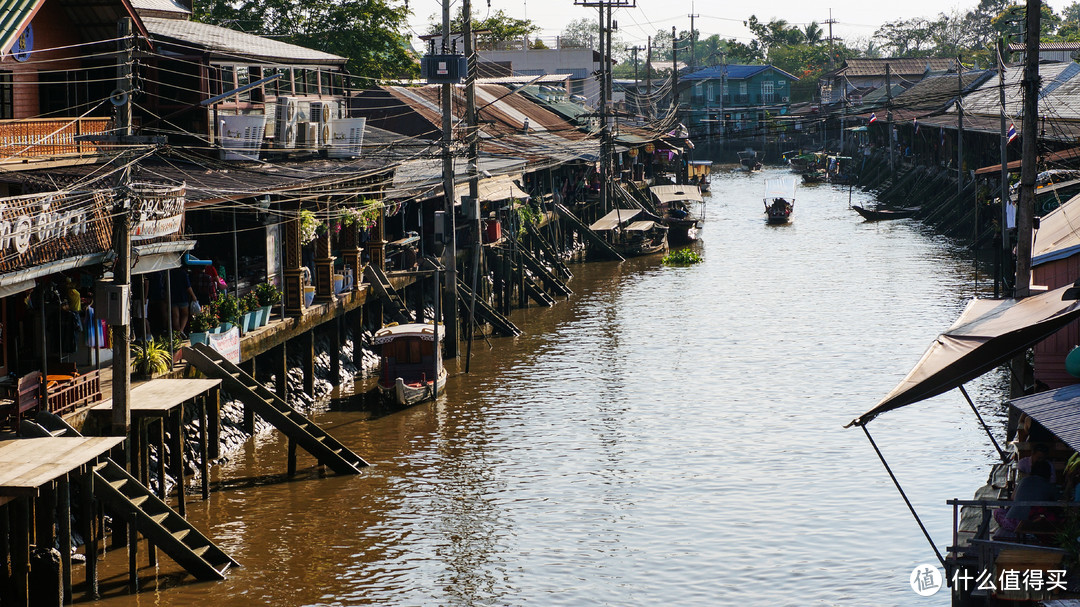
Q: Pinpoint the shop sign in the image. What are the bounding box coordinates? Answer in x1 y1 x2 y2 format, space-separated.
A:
0 190 112 273
131 183 185 241
207 326 241 363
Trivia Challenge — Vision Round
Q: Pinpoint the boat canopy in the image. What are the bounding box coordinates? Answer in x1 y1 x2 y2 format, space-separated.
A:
764 177 797 200
589 208 643 231
650 184 704 205
373 323 445 345
625 220 656 231
1008 384 1080 452
847 283 1080 427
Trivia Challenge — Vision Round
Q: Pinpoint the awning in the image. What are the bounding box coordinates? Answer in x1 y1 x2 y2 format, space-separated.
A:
132 240 196 275
974 146 1080 176
625 220 655 231
650 184 704 205
1008 384 1080 452
847 283 1080 427
454 173 530 205
589 208 642 231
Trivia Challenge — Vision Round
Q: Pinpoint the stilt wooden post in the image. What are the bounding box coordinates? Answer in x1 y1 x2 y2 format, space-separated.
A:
170 407 186 517
330 316 341 387
127 511 138 592
275 343 288 404
1 502 10 602
12 497 28 607
287 440 298 477
303 330 315 398
78 470 97 600
208 386 221 460
57 478 70 605
199 395 210 500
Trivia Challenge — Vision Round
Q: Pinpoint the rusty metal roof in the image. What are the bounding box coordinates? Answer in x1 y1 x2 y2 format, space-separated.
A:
839 58 957 77
142 16 345 65
1008 383 1080 452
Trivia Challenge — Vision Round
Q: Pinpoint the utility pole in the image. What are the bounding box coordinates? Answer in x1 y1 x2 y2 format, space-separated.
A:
885 62 895 181
1014 0 1042 298
825 9 838 72
440 0 459 356
719 52 726 141
463 0 478 365
998 38 1010 297
630 45 644 115
957 56 964 196
688 11 699 71
646 36 653 118
111 17 133 437
672 26 679 111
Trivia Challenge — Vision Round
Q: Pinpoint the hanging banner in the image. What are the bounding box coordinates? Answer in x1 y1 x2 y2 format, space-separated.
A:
0 189 112 274
206 326 241 363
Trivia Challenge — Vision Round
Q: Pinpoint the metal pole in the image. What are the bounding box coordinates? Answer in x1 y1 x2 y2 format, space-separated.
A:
957 56 964 196
861 425 947 568
599 5 608 215
885 63 895 182
646 36 652 119
958 385 1008 461
999 39 1010 299
440 0 460 357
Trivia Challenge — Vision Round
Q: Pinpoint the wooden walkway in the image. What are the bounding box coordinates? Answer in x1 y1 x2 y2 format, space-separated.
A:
0 436 124 496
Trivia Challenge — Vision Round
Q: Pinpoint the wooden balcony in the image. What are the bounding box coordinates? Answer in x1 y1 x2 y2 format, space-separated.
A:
0 117 112 164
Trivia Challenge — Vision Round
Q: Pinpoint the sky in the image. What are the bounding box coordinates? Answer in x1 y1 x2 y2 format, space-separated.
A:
405 0 1069 50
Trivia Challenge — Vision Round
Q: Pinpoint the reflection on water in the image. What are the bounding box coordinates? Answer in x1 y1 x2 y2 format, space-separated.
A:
88 167 1003 606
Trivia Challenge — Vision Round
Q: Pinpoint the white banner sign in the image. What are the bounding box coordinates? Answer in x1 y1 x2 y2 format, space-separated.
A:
206 326 241 364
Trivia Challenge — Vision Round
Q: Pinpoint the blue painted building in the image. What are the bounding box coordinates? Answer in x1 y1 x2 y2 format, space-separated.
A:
681 64 798 139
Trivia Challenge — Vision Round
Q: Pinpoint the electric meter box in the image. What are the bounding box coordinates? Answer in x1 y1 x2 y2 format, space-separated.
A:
422 55 467 84
96 283 130 326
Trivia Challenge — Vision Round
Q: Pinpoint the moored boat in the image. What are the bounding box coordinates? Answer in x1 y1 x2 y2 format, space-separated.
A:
588 208 669 257
374 323 446 407
851 205 919 221
738 149 762 172
763 176 797 224
650 184 705 245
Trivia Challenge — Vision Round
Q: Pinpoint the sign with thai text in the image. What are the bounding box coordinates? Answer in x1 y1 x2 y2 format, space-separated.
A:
0 190 112 274
207 326 241 363
131 183 185 241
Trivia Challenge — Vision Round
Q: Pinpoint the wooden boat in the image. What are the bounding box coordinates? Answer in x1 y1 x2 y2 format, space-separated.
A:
852 205 919 221
588 208 669 257
801 170 827 184
688 160 712 191
650 184 704 245
764 176 797 224
738 149 762 172
374 322 446 407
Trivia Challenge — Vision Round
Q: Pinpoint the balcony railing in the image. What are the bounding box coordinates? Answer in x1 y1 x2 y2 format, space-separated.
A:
0 117 112 162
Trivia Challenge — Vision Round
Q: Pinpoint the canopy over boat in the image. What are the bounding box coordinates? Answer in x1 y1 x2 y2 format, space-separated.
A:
589 208 645 231
847 283 1080 427
373 323 444 345
650 184 704 205
764 176 797 200
625 220 657 231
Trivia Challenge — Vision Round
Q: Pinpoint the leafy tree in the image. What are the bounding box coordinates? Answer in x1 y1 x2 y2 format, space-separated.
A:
873 17 937 56
1060 2 1080 38
991 4 1061 40
744 15 806 56
193 0 417 80
803 22 824 45
427 9 541 47
559 17 628 60
963 0 1013 49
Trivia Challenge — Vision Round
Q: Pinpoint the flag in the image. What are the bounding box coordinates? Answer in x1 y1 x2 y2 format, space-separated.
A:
868 112 877 124
1007 123 1018 143
913 117 919 134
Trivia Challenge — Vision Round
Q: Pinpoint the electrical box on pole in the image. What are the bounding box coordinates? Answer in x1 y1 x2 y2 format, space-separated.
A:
422 55 467 84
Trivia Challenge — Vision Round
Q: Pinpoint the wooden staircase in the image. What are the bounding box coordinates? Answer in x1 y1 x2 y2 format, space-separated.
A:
183 344 369 475
554 204 624 261
457 279 522 337
363 264 413 324
92 459 239 580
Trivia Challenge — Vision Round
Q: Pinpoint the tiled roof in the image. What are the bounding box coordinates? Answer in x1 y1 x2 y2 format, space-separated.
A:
142 17 345 64
840 58 957 77
682 64 799 82
0 0 41 60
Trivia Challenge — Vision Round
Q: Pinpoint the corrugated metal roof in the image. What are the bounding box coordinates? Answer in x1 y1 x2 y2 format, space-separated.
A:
949 62 1080 124
1009 42 1080 51
1008 384 1080 452
128 0 188 16
0 0 43 60
142 16 345 64
840 58 956 77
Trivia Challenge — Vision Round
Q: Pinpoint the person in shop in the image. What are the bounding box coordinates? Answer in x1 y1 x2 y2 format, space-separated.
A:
994 459 1060 538
170 266 198 336
192 263 224 303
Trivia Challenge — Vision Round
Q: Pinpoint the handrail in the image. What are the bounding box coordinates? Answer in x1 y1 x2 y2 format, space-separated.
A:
0 117 112 160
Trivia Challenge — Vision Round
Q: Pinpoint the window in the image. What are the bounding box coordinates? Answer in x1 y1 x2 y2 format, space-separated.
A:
0 72 13 119
761 80 775 103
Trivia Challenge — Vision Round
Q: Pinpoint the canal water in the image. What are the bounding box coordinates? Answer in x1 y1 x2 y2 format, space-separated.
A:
91 167 1006 606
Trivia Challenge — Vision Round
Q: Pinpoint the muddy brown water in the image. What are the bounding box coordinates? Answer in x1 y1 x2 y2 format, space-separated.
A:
85 167 1004 606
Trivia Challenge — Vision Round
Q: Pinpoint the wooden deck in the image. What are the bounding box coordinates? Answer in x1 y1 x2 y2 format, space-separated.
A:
90 378 222 416
0 436 124 496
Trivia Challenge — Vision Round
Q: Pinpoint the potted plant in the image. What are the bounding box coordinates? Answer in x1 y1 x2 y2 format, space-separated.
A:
131 337 171 379
215 292 241 331
240 292 260 333
189 307 219 345
254 282 281 326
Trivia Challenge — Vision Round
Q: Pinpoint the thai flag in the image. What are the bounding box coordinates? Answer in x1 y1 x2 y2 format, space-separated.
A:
913 117 919 134
1007 123 1018 143
868 112 877 124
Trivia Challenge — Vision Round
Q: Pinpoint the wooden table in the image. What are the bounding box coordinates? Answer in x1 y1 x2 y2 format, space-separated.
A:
0 436 124 496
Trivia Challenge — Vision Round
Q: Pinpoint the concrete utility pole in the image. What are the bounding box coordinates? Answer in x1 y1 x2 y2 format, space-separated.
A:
630 45 645 115
825 9 838 72
111 17 133 437
719 52 725 140
672 26 679 111
885 62 895 181
957 56 964 196
998 39 1011 297
440 0 459 355
646 36 653 118
688 11 699 70
1014 0 1042 298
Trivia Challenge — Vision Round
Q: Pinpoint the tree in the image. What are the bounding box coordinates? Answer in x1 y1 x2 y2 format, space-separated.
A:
963 0 1013 50
803 22 824 45
873 17 936 56
1059 2 1080 38
427 9 541 47
193 0 417 80
559 16 627 60
991 4 1061 40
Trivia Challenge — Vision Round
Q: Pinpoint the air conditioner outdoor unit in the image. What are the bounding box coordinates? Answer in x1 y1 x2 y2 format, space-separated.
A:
297 121 319 149
782 96 790 103
274 96 298 149
327 117 366 159
219 114 266 161
311 101 336 147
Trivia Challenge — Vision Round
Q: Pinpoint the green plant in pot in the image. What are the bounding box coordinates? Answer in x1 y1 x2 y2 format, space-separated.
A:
255 282 281 307
215 293 241 327
132 337 171 377
190 308 219 334
241 292 259 314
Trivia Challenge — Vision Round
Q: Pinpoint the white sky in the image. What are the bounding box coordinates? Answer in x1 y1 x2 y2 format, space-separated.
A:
406 0 1070 50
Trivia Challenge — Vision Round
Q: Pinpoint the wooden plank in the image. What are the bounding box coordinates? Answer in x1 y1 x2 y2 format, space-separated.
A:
91 378 222 415
0 438 124 495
